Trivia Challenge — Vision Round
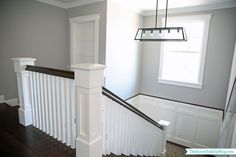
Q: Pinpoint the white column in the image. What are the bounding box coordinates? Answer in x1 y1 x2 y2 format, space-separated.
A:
158 120 170 157
12 57 37 126
71 63 106 157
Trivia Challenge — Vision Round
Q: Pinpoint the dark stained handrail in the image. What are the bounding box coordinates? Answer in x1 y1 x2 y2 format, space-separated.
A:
25 65 74 79
102 87 164 130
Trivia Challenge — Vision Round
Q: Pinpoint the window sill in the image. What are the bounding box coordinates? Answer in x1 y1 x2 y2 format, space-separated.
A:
158 78 203 89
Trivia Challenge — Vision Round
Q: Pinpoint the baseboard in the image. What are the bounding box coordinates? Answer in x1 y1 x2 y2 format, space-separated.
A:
0 95 5 103
5 98 18 107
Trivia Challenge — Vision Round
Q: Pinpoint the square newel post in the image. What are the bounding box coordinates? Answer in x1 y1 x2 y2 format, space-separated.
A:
71 63 106 157
12 57 37 126
158 120 170 157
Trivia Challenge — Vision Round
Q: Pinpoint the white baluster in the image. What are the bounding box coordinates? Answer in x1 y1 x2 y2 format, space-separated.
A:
60 78 66 143
47 75 53 136
71 80 76 148
71 63 105 157
65 79 71 146
32 72 37 127
43 74 49 134
56 77 62 141
29 71 36 126
158 120 170 157
39 73 45 131
12 57 36 126
35 73 42 129
52 76 58 138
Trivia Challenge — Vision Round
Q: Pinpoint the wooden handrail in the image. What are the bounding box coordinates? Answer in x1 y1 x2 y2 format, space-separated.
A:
102 87 164 130
25 65 74 79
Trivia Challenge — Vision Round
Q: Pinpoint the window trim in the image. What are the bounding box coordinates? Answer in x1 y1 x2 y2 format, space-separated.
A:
158 14 212 89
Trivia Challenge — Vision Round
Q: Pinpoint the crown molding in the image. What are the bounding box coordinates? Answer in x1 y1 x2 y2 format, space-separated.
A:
37 0 104 9
141 1 236 16
37 0 67 8
66 0 104 8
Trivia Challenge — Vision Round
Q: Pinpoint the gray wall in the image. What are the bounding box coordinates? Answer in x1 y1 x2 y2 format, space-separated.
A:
0 0 68 99
105 0 142 99
140 8 236 109
66 1 107 64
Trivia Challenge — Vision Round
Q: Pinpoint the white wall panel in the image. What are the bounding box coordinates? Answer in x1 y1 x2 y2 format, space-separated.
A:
128 95 223 148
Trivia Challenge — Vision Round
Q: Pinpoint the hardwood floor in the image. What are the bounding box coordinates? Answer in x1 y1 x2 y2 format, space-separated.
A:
0 103 75 157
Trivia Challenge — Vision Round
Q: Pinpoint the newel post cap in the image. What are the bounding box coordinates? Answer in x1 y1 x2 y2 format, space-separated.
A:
158 120 170 128
71 63 106 88
12 57 37 73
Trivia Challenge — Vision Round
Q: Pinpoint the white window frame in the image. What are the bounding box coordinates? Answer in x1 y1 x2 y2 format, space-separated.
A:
158 14 212 89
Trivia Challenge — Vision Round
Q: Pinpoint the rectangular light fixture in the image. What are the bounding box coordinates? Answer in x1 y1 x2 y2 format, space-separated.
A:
135 27 187 41
134 0 187 42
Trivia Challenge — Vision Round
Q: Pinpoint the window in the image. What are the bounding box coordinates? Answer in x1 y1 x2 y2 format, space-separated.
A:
158 14 211 88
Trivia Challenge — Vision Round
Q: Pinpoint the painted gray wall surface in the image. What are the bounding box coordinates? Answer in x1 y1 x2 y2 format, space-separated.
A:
66 1 107 64
140 8 236 109
105 0 142 100
0 0 68 99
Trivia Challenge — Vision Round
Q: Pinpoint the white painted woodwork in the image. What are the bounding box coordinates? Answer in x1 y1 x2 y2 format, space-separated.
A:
28 71 76 148
12 57 37 126
102 95 169 157
128 95 223 148
70 14 100 65
218 42 236 151
12 59 172 156
71 63 105 157
0 95 4 103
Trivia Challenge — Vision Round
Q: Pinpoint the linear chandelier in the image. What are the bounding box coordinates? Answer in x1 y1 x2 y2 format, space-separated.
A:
134 0 187 41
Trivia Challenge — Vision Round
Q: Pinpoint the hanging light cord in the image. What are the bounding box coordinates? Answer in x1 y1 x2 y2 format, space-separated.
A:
164 0 169 28
155 0 158 28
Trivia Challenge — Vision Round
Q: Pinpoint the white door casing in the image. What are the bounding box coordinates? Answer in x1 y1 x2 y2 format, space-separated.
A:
70 14 100 65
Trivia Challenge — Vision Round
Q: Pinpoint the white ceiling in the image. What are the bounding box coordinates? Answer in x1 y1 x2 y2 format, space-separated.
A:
37 0 236 13
114 0 236 10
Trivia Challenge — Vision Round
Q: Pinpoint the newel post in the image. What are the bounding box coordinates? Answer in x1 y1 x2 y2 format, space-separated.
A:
12 57 37 126
159 120 170 157
71 63 106 157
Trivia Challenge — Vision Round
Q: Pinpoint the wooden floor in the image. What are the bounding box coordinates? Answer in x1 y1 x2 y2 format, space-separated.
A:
0 103 75 157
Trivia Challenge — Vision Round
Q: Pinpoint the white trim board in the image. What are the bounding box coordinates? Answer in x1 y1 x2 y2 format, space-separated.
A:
0 95 4 103
36 0 104 9
127 94 223 148
5 98 18 107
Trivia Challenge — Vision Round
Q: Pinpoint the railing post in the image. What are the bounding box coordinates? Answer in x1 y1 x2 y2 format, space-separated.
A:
12 57 37 126
158 120 170 157
71 63 106 157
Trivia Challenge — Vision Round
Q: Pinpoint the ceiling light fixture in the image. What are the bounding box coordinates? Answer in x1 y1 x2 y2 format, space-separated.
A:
134 0 187 41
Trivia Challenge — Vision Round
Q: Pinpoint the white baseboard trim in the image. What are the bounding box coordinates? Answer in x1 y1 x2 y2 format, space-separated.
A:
0 95 5 103
5 98 18 107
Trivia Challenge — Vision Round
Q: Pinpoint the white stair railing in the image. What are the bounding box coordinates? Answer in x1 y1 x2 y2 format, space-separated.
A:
12 58 169 157
102 88 170 157
12 58 76 148
29 71 76 148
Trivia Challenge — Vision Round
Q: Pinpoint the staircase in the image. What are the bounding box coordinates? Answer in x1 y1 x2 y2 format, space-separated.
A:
12 58 170 157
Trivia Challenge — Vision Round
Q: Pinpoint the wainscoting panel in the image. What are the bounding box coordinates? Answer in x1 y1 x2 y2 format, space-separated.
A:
127 95 223 148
